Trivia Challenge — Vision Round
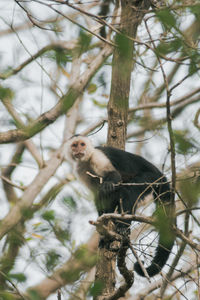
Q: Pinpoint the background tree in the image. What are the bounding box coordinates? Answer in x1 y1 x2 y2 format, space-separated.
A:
0 0 200 299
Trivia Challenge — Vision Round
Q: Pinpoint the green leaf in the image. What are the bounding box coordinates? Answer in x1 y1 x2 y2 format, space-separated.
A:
8 273 26 282
42 210 55 221
189 4 200 20
75 245 97 267
0 86 14 100
45 250 61 271
54 227 70 242
98 72 107 89
92 98 107 108
77 30 92 55
87 83 97 94
62 196 77 210
174 130 196 154
156 9 176 29
88 280 104 297
55 48 71 66
0 291 15 300
27 290 43 300
21 207 34 219
156 38 182 55
44 49 72 66
188 51 200 75
179 178 200 206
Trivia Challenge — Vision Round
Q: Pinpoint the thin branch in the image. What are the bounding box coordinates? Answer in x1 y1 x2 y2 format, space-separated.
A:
96 213 154 226
0 16 64 37
129 242 151 281
129 88 200 113
0 270 27 300
134 262 200 300
16 0 115 46
0 44 112 144
0 175 26 191
1 98 44 167
174 227 200 252
194 108 200 130
0 42 77 80
144 19 176 198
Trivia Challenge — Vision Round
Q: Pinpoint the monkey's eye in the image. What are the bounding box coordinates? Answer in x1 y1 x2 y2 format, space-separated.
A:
72 143 78 148
80 142 85 146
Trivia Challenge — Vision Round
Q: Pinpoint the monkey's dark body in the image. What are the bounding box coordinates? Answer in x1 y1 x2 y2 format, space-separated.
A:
96 146 171 213
68 136 175 277
78 146 174 277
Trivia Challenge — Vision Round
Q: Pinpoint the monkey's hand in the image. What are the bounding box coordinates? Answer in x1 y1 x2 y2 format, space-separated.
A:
101 181 116 194
100 171 121 194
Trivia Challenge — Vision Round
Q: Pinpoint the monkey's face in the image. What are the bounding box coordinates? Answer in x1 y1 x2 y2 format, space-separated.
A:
67 135 94 162
71 139 86 160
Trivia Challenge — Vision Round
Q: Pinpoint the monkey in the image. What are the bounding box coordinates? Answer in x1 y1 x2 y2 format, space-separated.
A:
66 135 175 277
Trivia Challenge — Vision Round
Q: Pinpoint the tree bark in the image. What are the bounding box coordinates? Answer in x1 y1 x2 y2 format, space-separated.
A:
107 0 151 149
96 1 151 299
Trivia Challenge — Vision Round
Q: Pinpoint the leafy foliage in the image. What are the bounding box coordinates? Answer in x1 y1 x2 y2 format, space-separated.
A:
0 0 199 299
45 250 61 271
179 178 200 206
8 272 26 283
174 130 197 154
42 210 55 221
62 196 77 210
0 86 14 100
156 9 177 30
88 280 104 297
77 30 92 55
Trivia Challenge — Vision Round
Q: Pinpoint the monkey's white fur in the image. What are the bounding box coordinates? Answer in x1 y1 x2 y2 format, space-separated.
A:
66 136 116 184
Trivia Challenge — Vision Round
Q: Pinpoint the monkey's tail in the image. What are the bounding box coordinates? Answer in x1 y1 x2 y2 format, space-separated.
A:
134 236 174 277
134 194 175 277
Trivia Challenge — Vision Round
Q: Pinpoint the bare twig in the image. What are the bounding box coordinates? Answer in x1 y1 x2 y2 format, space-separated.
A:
0 175 26 191
129 242 151 281
0 270 27 300
194 108 200 130
174 227 200 252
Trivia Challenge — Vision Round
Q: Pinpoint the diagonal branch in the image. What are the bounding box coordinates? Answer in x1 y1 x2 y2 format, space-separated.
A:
26 233 98 298
0 144 65 239
0 42 77 80
0 44 112 144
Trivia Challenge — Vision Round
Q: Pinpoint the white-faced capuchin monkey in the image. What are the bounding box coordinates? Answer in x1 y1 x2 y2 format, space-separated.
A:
66 135 175 277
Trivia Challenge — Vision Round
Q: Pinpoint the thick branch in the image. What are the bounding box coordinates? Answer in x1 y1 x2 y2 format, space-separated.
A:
0 145 64 239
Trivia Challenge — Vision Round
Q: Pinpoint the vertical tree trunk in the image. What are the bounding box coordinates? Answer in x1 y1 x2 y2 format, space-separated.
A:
107 0 150 149
95 1 151 299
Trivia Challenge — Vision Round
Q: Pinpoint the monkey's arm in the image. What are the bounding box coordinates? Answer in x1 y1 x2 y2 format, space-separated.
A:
100 170 121 193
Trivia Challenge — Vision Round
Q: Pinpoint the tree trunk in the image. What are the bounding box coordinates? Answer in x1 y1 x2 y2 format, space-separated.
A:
107 0 151 149
95 1 151 299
